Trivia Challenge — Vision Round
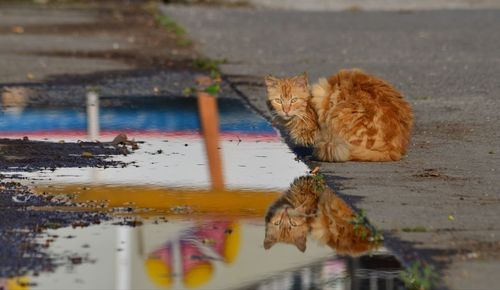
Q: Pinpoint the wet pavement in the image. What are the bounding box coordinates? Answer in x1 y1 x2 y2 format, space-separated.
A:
1 95 406 289
162 4 500 289
0 1 420 289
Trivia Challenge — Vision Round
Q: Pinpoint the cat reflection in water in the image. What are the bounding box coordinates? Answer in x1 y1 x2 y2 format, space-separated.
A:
264 175 378 255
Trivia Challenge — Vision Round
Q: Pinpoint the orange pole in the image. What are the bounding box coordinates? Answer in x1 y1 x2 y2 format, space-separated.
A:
197 92 225 190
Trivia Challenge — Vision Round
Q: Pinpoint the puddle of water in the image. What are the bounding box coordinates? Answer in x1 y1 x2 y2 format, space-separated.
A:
0 96 405 290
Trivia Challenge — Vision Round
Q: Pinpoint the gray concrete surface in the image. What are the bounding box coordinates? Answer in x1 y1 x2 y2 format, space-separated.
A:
0 6 132 83
241 0 500 11
0 4 239 102
0 3 197 84
162 5 500 289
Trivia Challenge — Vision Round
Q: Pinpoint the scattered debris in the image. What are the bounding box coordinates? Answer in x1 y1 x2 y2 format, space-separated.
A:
402 226 427 233
170 205 193 215
81 151 94 158
0 138 129 171
414 168 442 178
109 133 139 151
11 26 25 34
12 194 30 203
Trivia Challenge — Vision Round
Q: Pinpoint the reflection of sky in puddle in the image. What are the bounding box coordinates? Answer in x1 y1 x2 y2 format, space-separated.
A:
1 97 403 289
0 98 274 138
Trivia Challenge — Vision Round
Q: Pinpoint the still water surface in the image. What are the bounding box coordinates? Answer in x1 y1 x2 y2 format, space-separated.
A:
1 96 404 290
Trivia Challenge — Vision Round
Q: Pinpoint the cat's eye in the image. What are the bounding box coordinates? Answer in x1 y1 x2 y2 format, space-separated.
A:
291 98 298 103
273 220 281 225
274 98 282 104
290 220 297 227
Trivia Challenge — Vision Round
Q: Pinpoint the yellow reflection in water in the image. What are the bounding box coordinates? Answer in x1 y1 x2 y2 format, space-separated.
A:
33 185 280 218
0 277 30 290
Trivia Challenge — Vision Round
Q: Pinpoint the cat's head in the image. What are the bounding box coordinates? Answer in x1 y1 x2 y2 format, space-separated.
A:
263 204 309 252
265 73 310 120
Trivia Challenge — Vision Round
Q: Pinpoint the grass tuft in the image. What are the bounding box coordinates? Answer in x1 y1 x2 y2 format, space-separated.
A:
192 57 227 72
400 261 439 290
155 14 192 47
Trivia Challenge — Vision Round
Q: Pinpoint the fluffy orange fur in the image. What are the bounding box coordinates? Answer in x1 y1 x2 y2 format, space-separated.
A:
265 69 413 162
263 176 376 255
310 185 374 255
263 176 319 252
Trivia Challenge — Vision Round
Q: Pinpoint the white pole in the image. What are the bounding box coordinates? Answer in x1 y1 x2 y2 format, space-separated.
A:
116 227 133 290
172 239 183 290
86 91 100 141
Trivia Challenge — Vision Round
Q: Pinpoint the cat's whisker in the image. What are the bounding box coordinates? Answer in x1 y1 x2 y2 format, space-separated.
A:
269 111 280 118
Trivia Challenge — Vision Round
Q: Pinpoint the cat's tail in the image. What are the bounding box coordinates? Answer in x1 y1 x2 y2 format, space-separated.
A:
311 78 331 99
313 137 351 162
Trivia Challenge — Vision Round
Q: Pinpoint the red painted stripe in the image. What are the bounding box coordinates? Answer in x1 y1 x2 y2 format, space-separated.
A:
0 130 280 141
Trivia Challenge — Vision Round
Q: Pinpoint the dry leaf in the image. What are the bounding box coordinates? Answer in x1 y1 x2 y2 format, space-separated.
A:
311 166 321 175
11 26 24 34
195 75 212 87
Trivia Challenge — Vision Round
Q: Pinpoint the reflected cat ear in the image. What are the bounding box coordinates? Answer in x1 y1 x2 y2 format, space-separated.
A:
293 72 309 90
263 236 276 250
295 236 307 252
264 75 279 88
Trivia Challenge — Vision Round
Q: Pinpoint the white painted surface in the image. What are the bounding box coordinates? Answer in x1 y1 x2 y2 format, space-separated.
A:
22 138 309 191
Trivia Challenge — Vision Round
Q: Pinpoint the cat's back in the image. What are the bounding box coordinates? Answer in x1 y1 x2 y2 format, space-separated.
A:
309 68 414 161
310 188 375 255
327 69 404 103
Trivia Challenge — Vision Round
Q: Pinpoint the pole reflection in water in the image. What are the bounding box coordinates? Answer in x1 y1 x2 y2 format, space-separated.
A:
86 91 100 141
1 87 28 115
116 227 133 290
197 91 225 190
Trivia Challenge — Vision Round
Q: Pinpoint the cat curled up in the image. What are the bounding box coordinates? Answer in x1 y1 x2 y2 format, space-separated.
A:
263 176 376 255
265 69 413 162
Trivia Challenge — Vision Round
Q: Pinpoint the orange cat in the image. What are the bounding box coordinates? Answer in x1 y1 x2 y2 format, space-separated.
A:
263 176 376 255
265 69 413 161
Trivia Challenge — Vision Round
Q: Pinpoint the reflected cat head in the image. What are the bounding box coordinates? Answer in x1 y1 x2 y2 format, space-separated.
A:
263 202 309 252
263 175 322 253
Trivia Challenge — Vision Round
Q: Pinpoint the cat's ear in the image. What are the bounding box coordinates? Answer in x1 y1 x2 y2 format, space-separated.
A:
293 72 309 90
295 236 307 252
264 75 279 89
263 236 276 250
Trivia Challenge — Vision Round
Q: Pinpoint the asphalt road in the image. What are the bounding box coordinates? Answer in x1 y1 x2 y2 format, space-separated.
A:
163 5 500 289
